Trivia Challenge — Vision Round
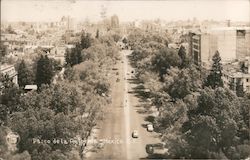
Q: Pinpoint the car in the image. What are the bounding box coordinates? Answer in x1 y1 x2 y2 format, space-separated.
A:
147 124 154 132
146 143 168 156
132 130 139 138
97 139 105 149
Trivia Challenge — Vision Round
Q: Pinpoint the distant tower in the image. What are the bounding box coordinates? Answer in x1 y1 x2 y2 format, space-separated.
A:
111 15 119 28
67 16 70 30
100 5 107 20
226 20 231 27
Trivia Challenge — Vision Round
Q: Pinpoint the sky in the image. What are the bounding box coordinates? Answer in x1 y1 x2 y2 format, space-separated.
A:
1 0 250 22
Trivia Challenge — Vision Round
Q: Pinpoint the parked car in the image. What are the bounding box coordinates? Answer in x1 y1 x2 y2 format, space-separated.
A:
146 143 168 155
147 124 154 132
132 130 139 138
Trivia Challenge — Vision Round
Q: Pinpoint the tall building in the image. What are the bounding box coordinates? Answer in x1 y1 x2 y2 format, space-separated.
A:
111 15 119 28
189 27 250 67
236 29 250 60
188 31 217 67
66 16 76 31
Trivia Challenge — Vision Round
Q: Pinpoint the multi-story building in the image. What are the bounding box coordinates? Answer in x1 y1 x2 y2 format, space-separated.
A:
188 31 217 67
0 64 18 86
222 59 250 93
189 27 250 67
236 29 250 60
111 15 119 28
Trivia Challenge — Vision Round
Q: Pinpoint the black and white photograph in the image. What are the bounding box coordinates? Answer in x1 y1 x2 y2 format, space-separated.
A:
0 0 250 159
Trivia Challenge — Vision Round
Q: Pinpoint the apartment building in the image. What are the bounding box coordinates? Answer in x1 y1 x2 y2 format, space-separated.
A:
222 59 250 93
0 64 18 86
189 27 250 67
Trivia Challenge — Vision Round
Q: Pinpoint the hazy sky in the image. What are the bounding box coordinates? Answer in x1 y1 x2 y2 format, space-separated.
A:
1 0 250 22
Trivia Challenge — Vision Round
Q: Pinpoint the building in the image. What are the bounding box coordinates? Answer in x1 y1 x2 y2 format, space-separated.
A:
189 27 250 67
236 29 250 60
222 59 250 93
24 85 38 92
0 64 18 85
188 31 217 67
49 45 66 65
111 15 119 28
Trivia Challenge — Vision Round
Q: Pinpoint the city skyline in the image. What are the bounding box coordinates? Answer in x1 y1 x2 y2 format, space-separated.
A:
1 0 250 23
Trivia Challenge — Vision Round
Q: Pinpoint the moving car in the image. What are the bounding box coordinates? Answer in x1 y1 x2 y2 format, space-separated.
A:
147 124 154 132
132 130 139 138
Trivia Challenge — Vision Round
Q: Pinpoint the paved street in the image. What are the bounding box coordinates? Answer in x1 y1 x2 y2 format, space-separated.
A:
88 50 161 160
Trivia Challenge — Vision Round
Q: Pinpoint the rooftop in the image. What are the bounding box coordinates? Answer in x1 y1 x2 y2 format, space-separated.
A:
223 60 250 78
24 85 38 90
0 64 15 71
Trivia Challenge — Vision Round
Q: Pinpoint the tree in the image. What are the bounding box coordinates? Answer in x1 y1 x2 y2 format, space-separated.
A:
178 45 191 68
236 80 244 97
9 108 79 158
65 49 72 66
17 60 34 88
240 61 248 73
151 47 181 80
0 73 14 88
6 25 16 34
0 104 8 125
204 51 223 89
80 33 91 49
95 29 99 39
112 33 121 42
72 43 83 65
122 37 128 44
155 99 188 132
168 67 202 100
50 83 82 114
65 33 92 67
182 87 243 159
0 44 8 60
36 55 54 87
1 85 22 114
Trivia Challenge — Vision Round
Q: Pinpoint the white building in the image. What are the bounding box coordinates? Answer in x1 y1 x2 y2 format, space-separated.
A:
0 64 18 86
222 59 250 93
189 27 250 67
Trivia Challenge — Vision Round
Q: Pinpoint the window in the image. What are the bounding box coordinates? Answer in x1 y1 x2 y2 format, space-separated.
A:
193 39 199 44
193 44 199 50
237 30 246 37
247 78 249 82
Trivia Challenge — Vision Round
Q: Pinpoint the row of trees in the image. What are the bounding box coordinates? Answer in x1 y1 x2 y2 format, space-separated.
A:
127 30 250 159
65 32 92 66
0 29 121 159
17 55 62 88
